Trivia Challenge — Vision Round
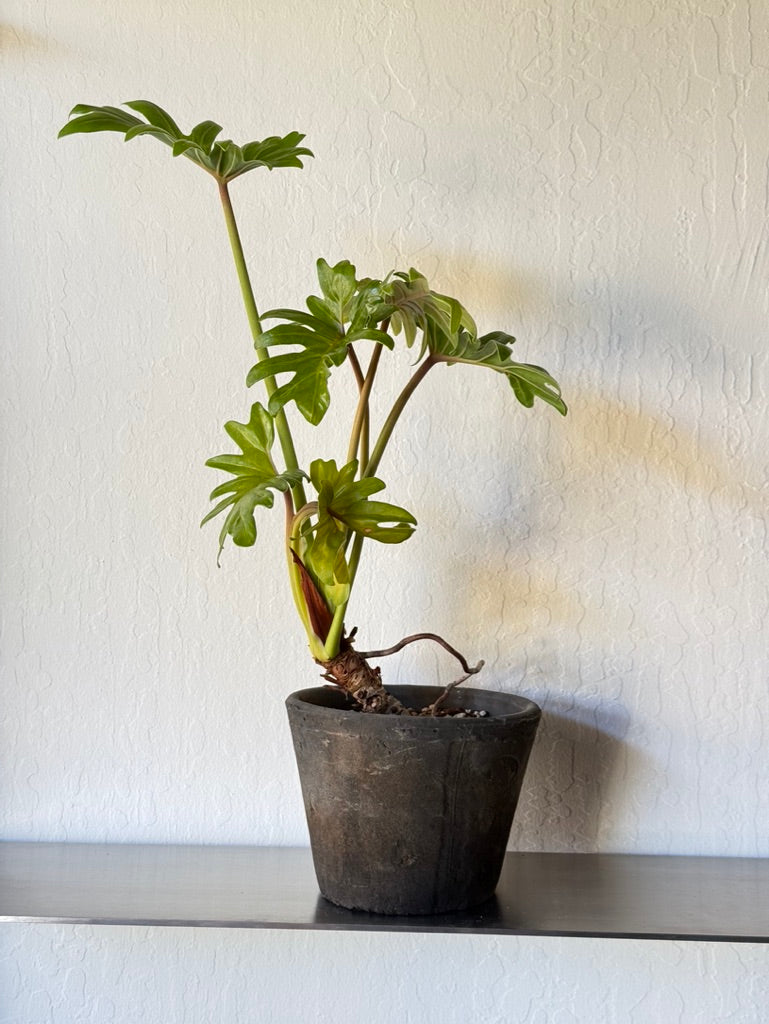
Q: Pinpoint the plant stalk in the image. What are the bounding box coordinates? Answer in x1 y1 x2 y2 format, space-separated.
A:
217 181 306 510
346 353 437 590
322 603 348 661
363 353 437 479
284 492 313 643
346 343 382 468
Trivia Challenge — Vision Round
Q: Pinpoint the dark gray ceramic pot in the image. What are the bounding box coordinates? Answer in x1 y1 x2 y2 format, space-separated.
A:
285 684 541 915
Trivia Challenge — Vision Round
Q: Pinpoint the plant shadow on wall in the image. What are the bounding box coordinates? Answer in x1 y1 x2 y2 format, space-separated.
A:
423 407 635 853
511 698 633 852
510 368 763 852
421 517 635 853
441 232 766 849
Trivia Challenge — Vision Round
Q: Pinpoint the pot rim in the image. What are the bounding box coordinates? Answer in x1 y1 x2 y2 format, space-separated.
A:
286 683 541 727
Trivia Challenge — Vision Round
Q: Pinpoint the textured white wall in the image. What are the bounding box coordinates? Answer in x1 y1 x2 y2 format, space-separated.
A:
3 0 768 1020
2 927 768 1024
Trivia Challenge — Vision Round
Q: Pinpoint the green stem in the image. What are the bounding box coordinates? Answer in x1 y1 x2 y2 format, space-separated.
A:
346 343 382 468
284 493 312 640
321 354 437 657
346 354 437 590
217 180 306 510
346 532 366 592
363 353 438 479
347 344 365 389
322 603 348 661
314 350 439 657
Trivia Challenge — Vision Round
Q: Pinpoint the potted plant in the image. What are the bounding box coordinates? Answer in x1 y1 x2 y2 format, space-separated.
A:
59 102 567 915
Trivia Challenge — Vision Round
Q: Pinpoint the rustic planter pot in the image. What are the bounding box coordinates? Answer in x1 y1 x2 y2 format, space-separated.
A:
285 684 541 915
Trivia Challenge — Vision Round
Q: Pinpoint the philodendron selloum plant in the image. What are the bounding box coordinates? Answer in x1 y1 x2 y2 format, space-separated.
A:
60 102 567 716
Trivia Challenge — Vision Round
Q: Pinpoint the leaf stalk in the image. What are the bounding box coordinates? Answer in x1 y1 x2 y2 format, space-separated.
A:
346 343 382 468
217 181 306 510
364 353 438 479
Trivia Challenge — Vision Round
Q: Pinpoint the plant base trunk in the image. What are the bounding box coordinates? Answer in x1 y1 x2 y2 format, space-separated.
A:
319 647 413 714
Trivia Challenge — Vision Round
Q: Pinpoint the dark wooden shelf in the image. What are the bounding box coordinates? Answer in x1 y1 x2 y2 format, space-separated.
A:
1 842 767 941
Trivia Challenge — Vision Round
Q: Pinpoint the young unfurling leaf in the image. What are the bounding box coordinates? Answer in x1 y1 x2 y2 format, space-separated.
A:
297 459 416 616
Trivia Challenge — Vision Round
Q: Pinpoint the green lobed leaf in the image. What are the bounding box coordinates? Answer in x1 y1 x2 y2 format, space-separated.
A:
434 329 567 414
58 101 313 183
261 308 326 329
247 318 350 425
301 459 416 612
212 141 242 180
172 138 205 158
310 459 417 543
253 266 397 426
123 125 178 147
223 399 274 456
305 295 343 329
202 402 307 561
189 120 222 150
374 267 566 415
316 258 357 325
380 269 466 357
57 104 142 138
345 327 394 348
124 100 182 136
202 469 304 562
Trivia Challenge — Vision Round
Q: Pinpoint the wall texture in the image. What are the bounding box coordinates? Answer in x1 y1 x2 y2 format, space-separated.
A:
2 0 768 1020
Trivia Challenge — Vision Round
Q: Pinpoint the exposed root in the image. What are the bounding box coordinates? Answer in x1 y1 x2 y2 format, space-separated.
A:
319 632 486 716
426 669 477 716
356 632 484 677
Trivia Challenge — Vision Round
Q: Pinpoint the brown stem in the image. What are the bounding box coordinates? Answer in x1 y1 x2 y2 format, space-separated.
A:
346 343 382 469
347 344 365 389
356 633 485 676
427 670 475 716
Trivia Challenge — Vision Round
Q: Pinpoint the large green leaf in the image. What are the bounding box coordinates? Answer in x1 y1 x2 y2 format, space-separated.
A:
296 259 391 339
311 458 416 544
58 101 313 184
373 268 566 413
433 328 567 414
252 261 393 425
247 323 349 425
363 268 474 364
302 458 416 609
202 402 306 560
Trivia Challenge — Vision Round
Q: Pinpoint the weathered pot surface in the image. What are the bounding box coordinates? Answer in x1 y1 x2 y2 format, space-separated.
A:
286 684 541 915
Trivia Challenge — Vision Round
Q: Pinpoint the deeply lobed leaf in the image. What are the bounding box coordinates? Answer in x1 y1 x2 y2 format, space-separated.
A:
58 101 313 183
301 458 416 612
252 261 393 426
310 458 416 543
433 328 567 415
202 402 307 561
